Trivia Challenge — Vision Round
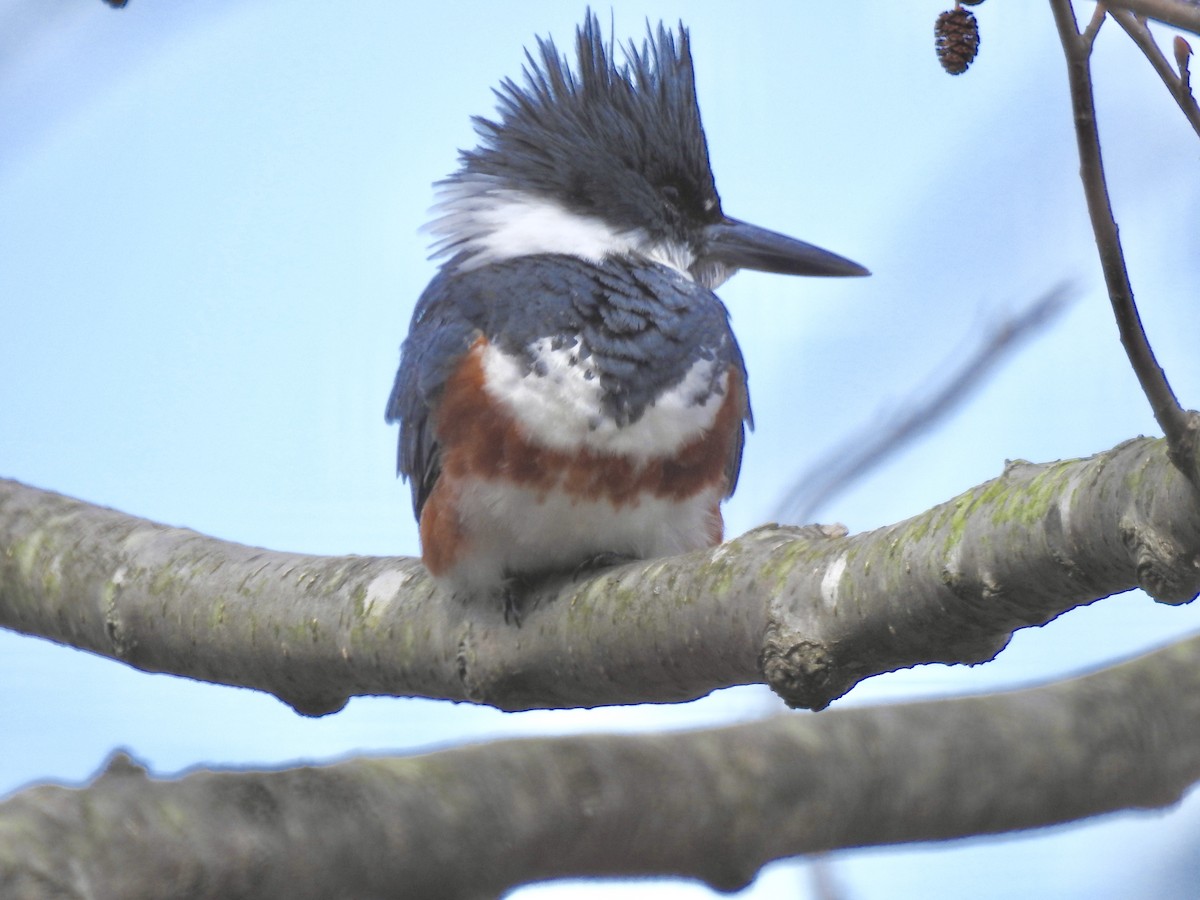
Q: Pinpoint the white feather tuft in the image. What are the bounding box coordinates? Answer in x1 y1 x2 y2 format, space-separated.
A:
435 476 723 597
427 180 695 277
480 340 726 460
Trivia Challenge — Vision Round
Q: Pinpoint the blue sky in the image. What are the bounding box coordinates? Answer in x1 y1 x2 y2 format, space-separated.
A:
2 2 1199 897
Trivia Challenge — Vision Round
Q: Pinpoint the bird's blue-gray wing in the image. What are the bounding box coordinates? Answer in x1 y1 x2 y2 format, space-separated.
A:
385 268 484 519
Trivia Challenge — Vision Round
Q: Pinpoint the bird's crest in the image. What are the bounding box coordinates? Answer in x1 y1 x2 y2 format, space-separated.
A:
427 12 723 269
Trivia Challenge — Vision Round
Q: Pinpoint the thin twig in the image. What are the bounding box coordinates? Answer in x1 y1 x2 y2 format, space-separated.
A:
1050 0 1197 481
1102 0 1200 34
1083 1 1109 46
1111 9 1200 137
775 287 1075 523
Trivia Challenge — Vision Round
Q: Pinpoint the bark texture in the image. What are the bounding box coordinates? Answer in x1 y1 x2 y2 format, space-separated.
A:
3 632 1200 899
2 435 1199 714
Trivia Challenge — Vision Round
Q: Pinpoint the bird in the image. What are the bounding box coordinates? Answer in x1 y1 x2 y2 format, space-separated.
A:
385 13 868 616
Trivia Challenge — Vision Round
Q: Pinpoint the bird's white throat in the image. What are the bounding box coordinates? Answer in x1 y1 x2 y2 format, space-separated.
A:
427 179 697 278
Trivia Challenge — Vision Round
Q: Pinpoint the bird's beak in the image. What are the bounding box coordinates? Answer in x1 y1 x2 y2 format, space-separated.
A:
703 218 869 277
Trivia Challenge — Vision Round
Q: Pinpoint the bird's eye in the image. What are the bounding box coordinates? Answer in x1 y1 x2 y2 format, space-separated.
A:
567 172 597 211
658 183 685 225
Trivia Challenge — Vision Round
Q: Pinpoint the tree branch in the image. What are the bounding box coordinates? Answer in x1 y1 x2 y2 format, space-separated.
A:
4 631 1200 898
775 285 1074 523
1101 0 1200 34
1051 0 1200 484
3 433 1198 714
1110 9 1200 138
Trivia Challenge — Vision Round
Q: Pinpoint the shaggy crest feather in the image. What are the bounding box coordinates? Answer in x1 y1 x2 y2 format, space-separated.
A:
427 12 723 266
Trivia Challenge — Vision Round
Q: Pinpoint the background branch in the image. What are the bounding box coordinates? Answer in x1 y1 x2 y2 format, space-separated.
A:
5 631 1200 899
775 286 1074 523
1102 0 1200 34
1111 9 1200 137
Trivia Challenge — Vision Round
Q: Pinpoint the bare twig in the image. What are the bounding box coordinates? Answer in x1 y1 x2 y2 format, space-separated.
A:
775 287 1074 523
1102 0 1200 34
1083 1 1109 46
1111 10 1200 137
1050 0 1199 483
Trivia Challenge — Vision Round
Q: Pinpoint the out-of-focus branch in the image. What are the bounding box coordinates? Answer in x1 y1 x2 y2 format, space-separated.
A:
1111 10 1200 137
5 632 1200 899
775 286 1074 523
1102 0 1200 34
1051 0 1200 483
3 433 1199 715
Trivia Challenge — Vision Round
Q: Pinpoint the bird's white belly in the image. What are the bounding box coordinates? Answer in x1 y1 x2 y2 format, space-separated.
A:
437 477 723 597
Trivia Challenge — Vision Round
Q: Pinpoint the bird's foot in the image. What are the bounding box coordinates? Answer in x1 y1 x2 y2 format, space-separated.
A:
572 551 637 581
499 574 536 627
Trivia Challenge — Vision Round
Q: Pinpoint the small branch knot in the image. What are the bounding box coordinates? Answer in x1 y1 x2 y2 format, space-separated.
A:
761 625 843 711
98 750 148 780
1121 516 1200 606
276 690 349 718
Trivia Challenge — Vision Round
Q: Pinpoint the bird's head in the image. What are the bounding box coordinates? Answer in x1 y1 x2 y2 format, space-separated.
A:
427 13 868 288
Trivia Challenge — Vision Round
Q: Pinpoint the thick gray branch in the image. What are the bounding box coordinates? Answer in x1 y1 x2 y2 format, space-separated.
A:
1 435 1198 715
4 632 1200 899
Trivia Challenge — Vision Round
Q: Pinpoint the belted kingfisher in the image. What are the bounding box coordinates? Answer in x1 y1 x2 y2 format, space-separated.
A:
386 14 867 610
